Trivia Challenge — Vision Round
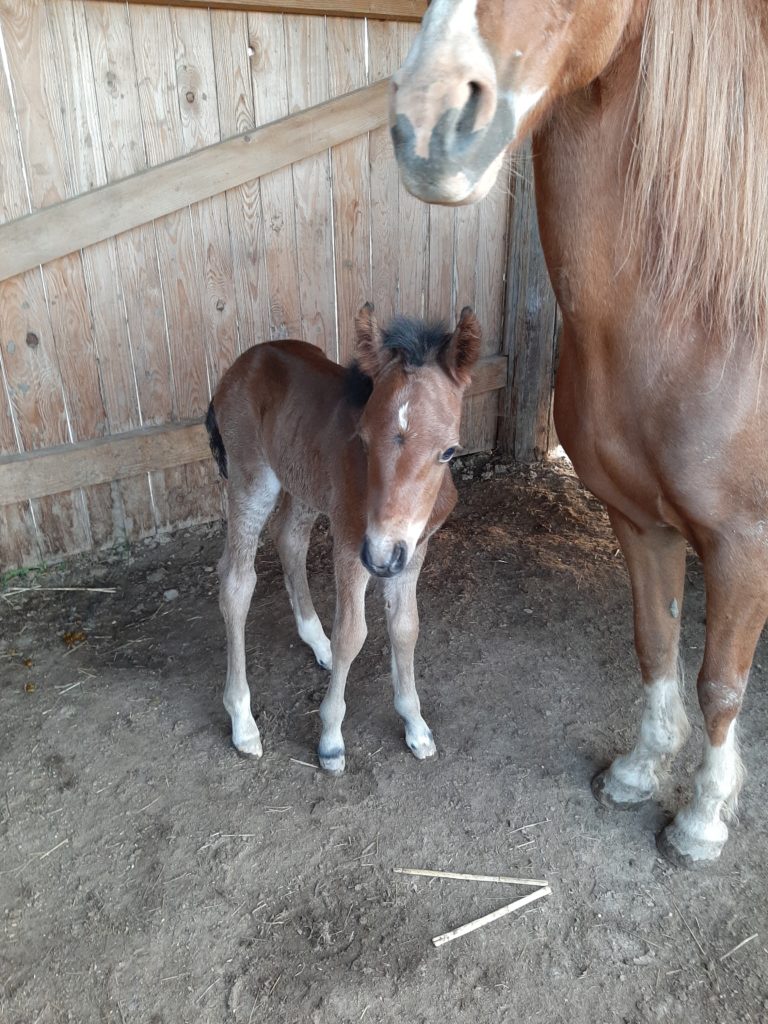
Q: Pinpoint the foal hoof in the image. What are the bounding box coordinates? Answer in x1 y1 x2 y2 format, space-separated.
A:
318 747 345 775
407 729 437 761
591 769 654 811
656 823 725 869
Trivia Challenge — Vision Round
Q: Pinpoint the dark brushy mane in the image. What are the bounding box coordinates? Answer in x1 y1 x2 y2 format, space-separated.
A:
627 0 768 340
343 317 452 407
382 317 452 367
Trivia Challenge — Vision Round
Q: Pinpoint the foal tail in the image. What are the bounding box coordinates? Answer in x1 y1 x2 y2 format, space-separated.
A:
205 400 228 479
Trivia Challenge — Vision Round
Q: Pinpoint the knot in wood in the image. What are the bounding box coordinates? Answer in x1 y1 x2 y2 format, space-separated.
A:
25 331 39 349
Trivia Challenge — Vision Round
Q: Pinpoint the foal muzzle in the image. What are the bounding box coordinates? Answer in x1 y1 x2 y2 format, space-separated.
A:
361 537 407 578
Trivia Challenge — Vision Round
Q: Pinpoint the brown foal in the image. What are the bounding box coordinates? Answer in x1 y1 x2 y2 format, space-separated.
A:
391 0 768 864
207 305 480 773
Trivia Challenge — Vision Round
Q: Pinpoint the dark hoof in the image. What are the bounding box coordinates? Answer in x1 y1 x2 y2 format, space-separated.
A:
591 769 653 811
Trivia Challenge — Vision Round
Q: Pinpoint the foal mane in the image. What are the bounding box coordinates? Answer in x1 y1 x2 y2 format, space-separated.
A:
343 317 452 407
627 0 768 340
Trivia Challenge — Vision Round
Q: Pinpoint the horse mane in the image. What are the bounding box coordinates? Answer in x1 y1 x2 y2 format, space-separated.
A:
382 317 452 367
627 0 768 339
343 317 452 406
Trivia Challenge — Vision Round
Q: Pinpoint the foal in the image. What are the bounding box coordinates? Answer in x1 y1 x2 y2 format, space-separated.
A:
207 305 480 773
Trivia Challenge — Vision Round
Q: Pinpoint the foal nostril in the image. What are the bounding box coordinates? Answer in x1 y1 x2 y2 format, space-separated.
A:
360 537 374 574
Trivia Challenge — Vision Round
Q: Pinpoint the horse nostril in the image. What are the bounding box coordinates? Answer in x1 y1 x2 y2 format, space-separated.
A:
360 537 373 573
390 542 407 575
455 78 496 141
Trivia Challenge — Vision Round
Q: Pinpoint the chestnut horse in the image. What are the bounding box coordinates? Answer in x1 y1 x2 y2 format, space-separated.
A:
391 0 768 865
206 305 480 773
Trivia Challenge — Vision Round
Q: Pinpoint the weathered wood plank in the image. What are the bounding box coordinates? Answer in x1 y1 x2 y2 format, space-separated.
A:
328 17 372 361
396 24 428 317
463 159 512 452
0 79 391 283
118 0 426 21
285 14 336 354
249 12 301 340
503 146 559 460
367 19 401 326
0 355 506 505
210 8 270 353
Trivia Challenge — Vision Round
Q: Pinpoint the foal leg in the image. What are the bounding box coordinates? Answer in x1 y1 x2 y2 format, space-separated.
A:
383 543 436 760
219 466 281 757
269 495 332 670
317 551 369 774
593 510 690 808
658 543 768 865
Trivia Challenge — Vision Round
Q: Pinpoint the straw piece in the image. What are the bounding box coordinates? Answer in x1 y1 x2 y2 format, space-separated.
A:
432 885 551 947
394 867 547 887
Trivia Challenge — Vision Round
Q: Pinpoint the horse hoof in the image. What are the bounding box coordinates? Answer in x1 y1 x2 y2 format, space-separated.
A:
407 730 437 761
591 769 654 810
232 737 263 759
656 823 724 868
318 748 345 775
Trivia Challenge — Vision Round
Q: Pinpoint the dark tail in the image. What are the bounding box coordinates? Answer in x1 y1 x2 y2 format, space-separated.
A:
205 400 228 479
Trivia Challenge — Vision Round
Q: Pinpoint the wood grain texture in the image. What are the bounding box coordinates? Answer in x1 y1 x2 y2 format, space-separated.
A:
0 78 390 284
119 0 426 20
367 19 401 326
249 12 301 340
130 2 221 526
0 355 506 505
285 14 336 354
0 0 103 559
210 8 270 353
396 24 428 318
503 147 559 460
328 17 372 361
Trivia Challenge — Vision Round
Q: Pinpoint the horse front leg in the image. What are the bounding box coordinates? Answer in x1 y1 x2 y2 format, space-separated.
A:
593 509 690 808
383 543 436 760
317 552 369 774
658 541 768 865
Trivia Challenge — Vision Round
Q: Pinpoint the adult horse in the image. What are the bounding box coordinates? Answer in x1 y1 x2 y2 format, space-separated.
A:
390 0 768 865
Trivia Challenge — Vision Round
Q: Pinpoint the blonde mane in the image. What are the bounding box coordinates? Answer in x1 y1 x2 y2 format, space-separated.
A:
627 0 768 340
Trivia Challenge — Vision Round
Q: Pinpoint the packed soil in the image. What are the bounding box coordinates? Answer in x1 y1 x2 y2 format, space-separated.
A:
2 458 767 1024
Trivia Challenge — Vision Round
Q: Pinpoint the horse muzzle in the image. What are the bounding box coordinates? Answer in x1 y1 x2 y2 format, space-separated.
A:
390 74 515 205
361 536 408 578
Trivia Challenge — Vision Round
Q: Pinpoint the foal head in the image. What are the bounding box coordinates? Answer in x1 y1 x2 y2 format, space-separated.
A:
391 0 638 203
352 304 480 578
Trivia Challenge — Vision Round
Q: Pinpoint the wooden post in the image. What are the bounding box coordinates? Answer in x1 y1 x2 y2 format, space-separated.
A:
500 142 559 461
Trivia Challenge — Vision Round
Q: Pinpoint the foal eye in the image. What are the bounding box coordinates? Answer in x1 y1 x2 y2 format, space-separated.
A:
439 447 456 463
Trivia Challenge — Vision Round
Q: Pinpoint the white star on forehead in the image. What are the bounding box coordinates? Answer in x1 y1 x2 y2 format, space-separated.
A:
398 402 410 432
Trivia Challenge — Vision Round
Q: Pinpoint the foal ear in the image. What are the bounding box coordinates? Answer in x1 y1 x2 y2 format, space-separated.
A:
354 302 386 377
442 306 482 386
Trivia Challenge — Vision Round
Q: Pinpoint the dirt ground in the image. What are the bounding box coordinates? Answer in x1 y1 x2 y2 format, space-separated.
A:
1 458 767 1024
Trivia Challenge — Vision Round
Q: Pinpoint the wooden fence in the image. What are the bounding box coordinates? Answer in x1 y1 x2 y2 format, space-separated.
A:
0 0 558 570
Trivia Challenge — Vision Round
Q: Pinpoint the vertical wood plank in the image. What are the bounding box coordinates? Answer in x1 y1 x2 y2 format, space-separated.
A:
285 14 336 354
47 0 157 541
367 18 400 326
130 1 221 526
463 160 511 452
0 0 100 559
210 8 270 354
248 11 302 339
327 16 371 361
0 29 43 567
396 23 428 317
503 147 558 459
85 0 174 536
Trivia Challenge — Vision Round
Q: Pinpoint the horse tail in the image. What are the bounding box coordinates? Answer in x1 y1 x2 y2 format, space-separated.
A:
205 400 228 479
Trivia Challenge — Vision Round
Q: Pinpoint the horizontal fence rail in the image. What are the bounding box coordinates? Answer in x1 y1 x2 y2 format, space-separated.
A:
0 81 390 283
116 1 427 20
0 357 507 505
